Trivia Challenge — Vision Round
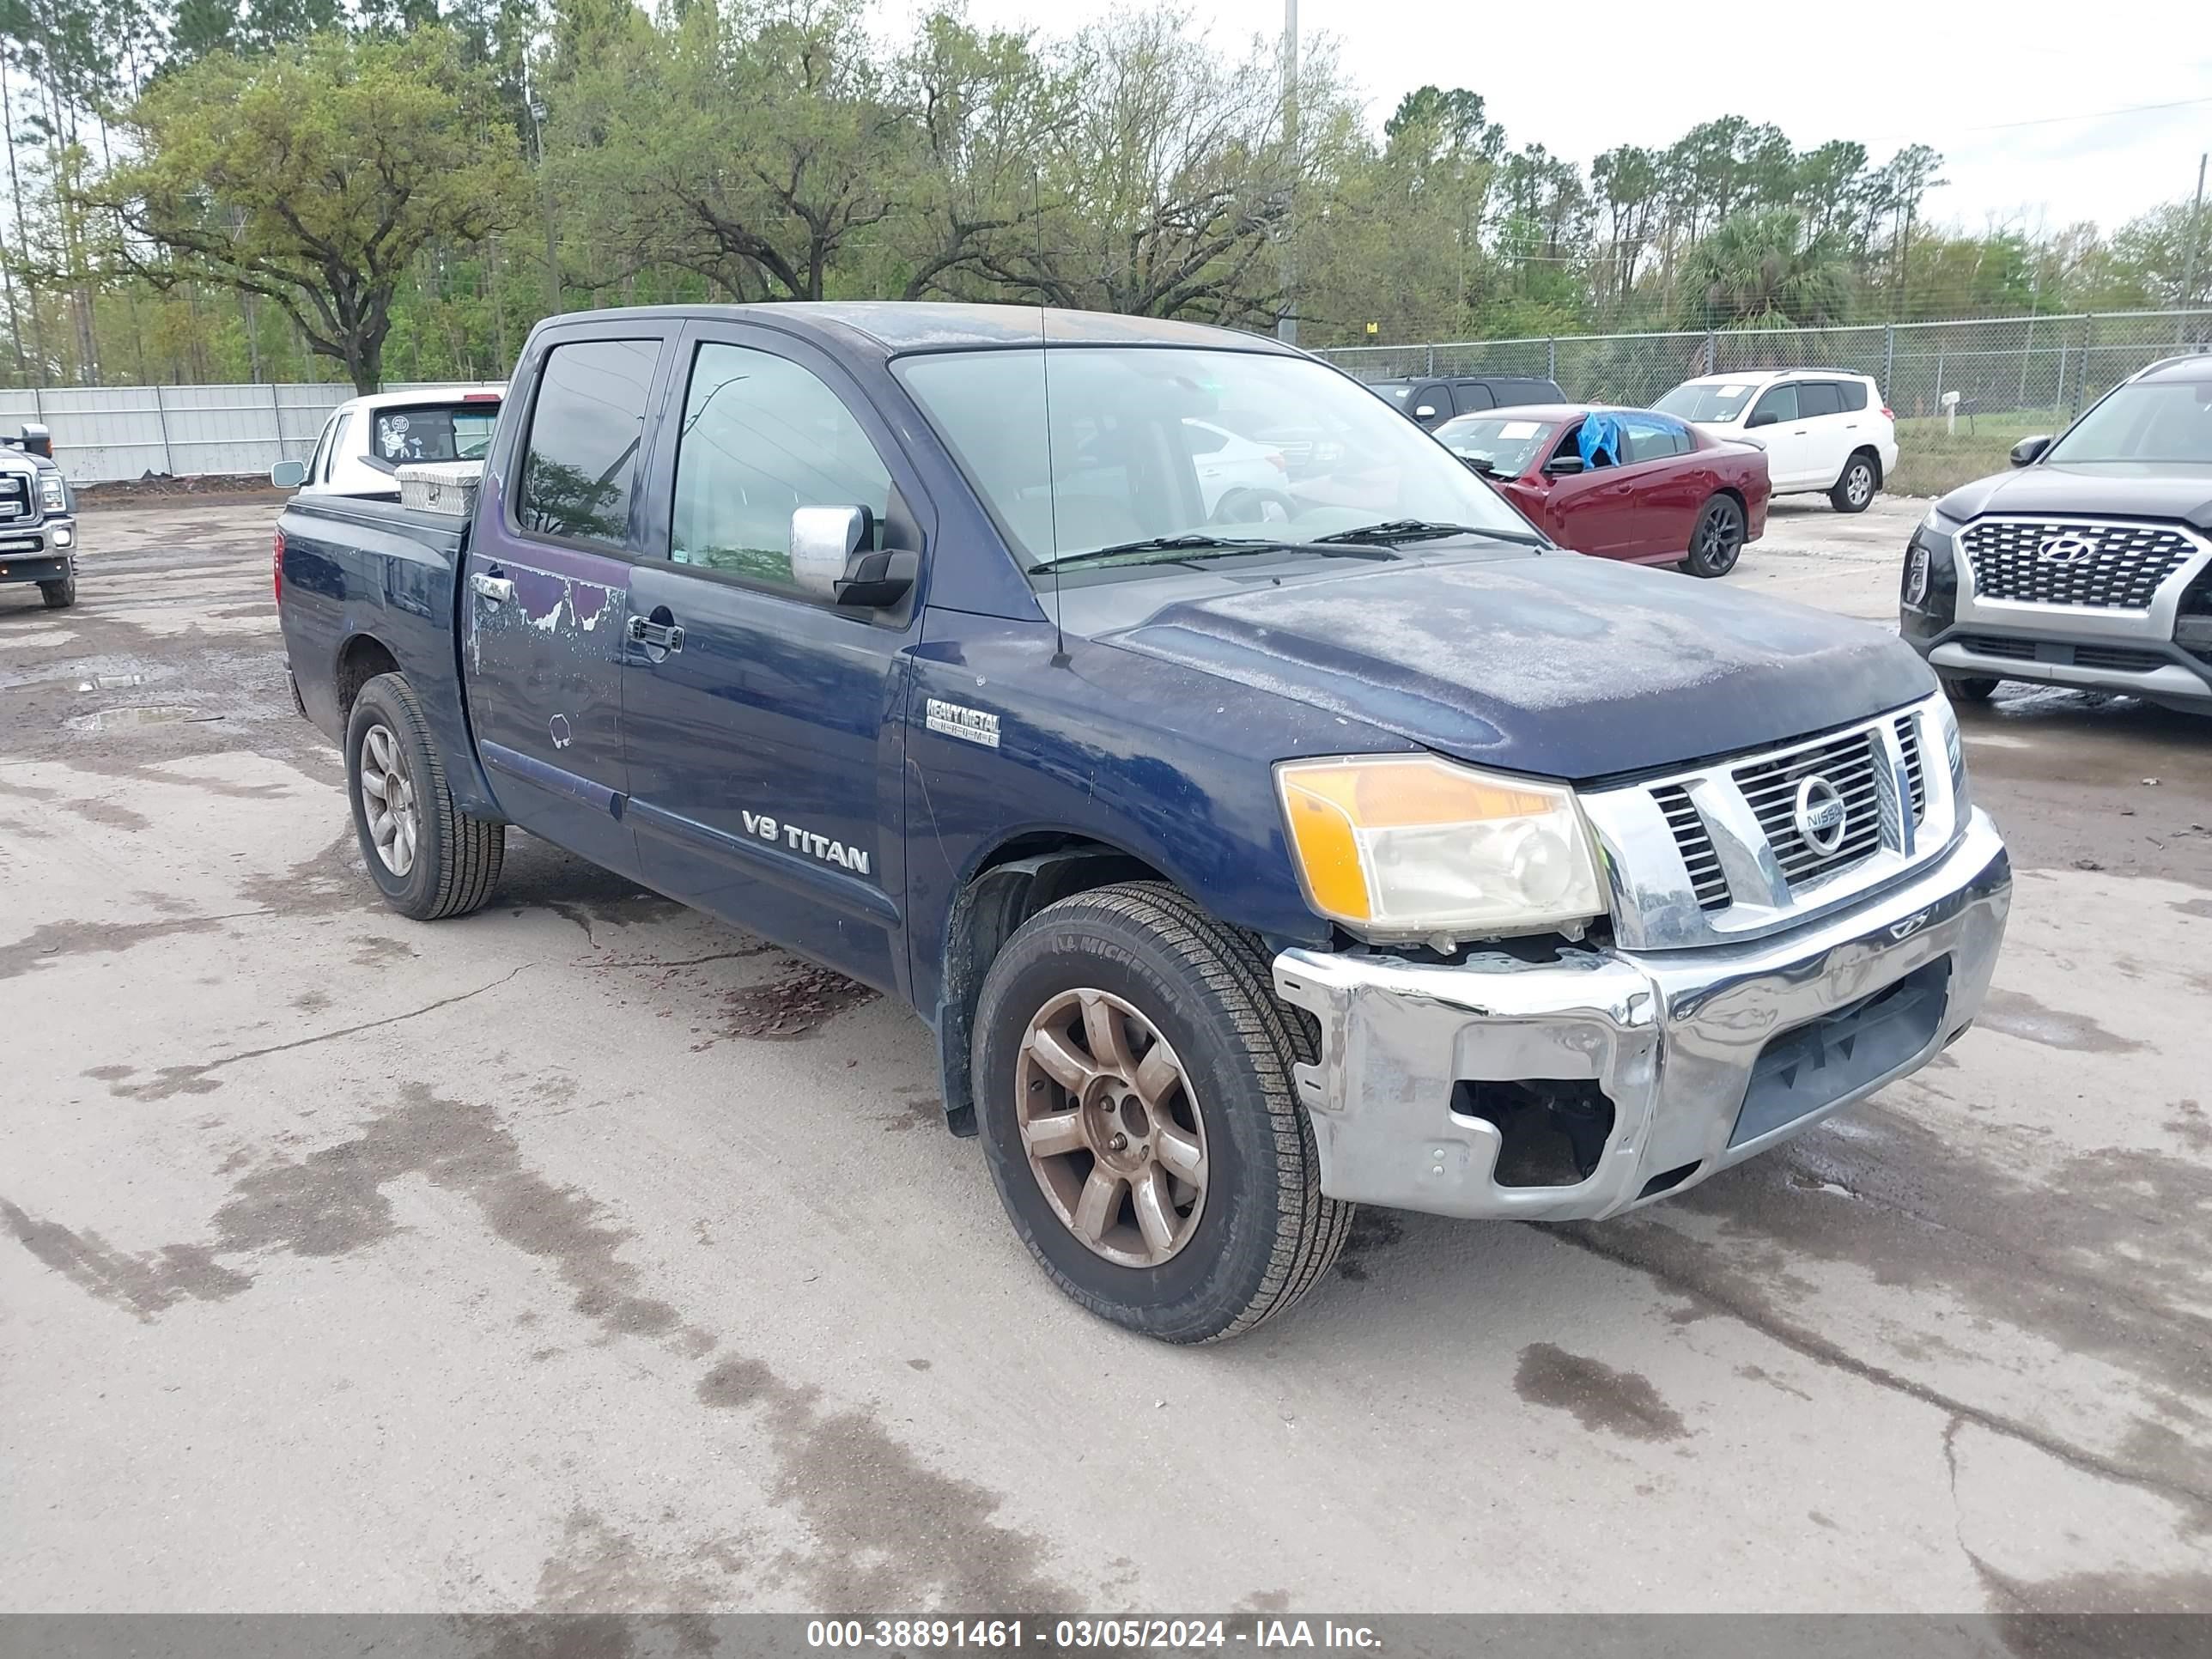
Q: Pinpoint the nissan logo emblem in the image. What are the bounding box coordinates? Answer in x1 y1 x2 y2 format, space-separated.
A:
1794 776 1849 856
2037 532 2098 566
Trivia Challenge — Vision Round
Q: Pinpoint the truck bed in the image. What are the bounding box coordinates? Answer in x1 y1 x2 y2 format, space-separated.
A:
276 492 499 818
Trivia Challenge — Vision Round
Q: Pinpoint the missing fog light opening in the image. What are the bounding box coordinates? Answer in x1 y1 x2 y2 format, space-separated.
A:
1450 1078 1617 1188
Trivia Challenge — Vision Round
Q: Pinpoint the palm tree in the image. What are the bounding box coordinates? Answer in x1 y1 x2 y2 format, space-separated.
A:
1682 208 1853 331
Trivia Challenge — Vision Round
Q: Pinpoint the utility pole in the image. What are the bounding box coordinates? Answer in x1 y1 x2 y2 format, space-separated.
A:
2180 152 2207 343
1276 0 1298 346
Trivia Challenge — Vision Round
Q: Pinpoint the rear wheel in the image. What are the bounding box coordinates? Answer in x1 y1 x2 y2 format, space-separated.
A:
345 672 505 921
39 574 76 608
973 881 1351 1343
1940 673 2000 704
1681 495 1747 578
1831 453 1878 514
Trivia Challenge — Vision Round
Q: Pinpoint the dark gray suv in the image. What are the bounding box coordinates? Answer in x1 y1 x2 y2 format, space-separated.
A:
1900 353 2212 714
1366 374 1567 430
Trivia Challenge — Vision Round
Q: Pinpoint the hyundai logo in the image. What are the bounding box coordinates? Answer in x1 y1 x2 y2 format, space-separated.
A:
2037 532 2098 566
1793 776 1849 856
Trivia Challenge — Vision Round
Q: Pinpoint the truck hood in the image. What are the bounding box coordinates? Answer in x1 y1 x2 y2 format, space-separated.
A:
1090 550 1934 781
1938 463 2212 530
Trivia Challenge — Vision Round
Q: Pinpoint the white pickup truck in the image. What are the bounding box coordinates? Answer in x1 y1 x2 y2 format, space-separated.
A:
272 386 503 500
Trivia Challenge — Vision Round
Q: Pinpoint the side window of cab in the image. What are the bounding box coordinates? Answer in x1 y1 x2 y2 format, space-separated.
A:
665 341 892 592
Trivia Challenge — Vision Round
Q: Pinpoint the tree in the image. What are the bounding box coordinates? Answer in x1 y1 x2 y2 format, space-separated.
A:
887 9 1069 302
550 0 902 303
1682 208 1852 329
92 27 522 391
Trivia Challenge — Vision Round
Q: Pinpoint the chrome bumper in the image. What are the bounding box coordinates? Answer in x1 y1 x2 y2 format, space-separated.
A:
1926 639 2210 703
1271 808 2011 1222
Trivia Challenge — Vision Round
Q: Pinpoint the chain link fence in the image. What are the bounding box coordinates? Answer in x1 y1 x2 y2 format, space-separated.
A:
1316 309 2212 423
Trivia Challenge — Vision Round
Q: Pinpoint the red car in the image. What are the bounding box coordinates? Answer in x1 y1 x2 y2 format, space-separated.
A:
1432 404 1770 577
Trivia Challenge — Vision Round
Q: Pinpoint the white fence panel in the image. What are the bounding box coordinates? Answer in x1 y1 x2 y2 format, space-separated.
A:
0 380 471 483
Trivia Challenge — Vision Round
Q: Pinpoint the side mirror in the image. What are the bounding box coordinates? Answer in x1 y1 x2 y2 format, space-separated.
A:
1413 404 1437 421
1746 409 1778 428
2008 435 2052 468
790 504 915 607
1542 453 1584 477
270 459 308 489
18 422 52 459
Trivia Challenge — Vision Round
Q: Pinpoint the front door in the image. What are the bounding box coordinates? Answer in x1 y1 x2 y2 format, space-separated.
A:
1747 382 1815 488
461 330 674 878
619 325 928 993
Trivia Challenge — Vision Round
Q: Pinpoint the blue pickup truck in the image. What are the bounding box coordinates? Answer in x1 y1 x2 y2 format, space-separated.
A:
275 303 2012 1342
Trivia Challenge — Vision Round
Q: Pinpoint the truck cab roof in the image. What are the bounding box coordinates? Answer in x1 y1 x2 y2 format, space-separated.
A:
544 301 1299 360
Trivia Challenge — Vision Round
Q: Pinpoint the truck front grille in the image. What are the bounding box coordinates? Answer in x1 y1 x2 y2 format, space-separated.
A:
1961 518 2195 610
0 476 27 521
1651 784 1729 910
1732 729 1884 885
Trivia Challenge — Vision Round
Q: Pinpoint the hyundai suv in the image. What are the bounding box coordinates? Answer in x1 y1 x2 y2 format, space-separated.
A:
1899 352 2212 714
1658 369 1897 514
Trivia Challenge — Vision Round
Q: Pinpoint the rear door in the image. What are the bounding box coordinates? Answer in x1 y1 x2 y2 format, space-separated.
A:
619 321 927 992
1747 381 1814 487
462 328 676 878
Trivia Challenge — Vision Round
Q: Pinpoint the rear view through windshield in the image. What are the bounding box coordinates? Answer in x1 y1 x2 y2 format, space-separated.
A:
1434 415 1559 477
371 403 500 467
1655 382 1758 422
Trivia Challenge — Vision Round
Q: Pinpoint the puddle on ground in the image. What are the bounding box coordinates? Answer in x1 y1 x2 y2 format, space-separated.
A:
66 704 204 732
77 674 146 692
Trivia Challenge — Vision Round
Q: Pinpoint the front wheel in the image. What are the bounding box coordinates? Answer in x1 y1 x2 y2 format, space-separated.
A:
1831 453 1878 514
1681 495 1747 578
345 672 505 920
1941 673 2000 704
973 882 1352 1343
39 574 76 609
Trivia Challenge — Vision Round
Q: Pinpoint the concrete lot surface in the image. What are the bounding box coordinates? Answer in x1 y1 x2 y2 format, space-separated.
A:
3 495 2209 1617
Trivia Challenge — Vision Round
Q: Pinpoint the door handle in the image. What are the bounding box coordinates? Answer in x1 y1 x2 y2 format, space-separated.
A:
471 573 515 605
627 614 685 653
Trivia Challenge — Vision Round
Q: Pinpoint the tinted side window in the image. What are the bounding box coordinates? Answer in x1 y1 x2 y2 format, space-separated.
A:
1452 383 1494 413
1750 384 1799 425
669 342 891 589
1838 380 1869 411
1620 414 1688 462
1797 381 1843 418
516 338 659 548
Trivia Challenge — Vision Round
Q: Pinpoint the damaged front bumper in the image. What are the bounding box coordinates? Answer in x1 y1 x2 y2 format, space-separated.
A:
1271 807 2011 1222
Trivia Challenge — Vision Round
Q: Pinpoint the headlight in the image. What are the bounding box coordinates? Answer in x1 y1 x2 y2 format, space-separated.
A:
1904 541 1929 605
1276 753 1606 945
39 473 65 513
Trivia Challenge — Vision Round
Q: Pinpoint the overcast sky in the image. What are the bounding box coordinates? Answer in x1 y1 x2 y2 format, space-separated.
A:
903 0 2212 235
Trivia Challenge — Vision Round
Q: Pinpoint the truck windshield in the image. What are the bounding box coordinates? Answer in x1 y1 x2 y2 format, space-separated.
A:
1655 382 1757 423
896 348 1530 575
2044 380 2212 465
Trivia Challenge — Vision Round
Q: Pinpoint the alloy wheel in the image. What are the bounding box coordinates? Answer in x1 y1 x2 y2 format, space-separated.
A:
1014 988 1209 1268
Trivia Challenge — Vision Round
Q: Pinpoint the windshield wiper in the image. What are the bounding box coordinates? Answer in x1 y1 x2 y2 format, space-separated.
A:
1313 519 1547 547
1027 533 1288 574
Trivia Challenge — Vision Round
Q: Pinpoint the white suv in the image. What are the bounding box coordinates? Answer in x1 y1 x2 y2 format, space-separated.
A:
1656 369 1897 514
